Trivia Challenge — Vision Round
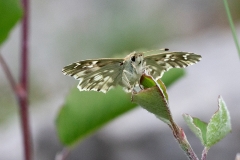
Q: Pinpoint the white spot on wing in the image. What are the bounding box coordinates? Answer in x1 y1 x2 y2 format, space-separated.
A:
92 61 98 65
94 75 103 81
165 54 172 58
73 72 85 80
183 53 191 60
87 64 94 68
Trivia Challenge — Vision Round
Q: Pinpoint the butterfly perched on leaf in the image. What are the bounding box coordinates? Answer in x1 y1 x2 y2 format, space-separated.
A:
62 49 201 93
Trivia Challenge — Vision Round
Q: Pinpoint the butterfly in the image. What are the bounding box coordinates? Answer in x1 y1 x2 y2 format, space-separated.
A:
62 48 201 93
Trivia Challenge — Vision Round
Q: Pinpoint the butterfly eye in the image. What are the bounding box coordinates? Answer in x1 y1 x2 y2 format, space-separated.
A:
131 56 135 62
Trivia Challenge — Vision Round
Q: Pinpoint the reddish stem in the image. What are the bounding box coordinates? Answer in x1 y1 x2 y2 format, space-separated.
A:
21 0 29 90
56 148 71 160
18 96 31 160
170 124 199 160
0 0 32 159
20 0 32 159
0 54 17 92
201 147 208 160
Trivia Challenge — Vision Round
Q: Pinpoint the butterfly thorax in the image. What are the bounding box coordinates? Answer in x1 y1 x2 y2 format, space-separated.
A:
121 52 146 88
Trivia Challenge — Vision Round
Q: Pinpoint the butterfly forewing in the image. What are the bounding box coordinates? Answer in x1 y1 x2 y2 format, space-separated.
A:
144 51 201 79
62 58 124 93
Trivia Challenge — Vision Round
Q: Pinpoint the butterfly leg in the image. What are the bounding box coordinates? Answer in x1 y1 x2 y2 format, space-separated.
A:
139 83 144 90
130 88 137 102
122 69 133 91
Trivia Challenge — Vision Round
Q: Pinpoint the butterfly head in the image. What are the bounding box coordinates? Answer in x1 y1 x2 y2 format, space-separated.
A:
124 52 145 74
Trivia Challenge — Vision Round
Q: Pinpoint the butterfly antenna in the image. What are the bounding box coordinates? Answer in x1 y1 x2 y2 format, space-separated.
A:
142 48 169 54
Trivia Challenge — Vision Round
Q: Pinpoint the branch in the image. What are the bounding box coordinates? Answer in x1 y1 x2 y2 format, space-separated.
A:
55 148 71 160
0 53 18 93
1 0 32 159
19 0 32 159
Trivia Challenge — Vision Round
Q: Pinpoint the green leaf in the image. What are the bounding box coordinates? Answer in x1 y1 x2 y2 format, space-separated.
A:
140 74 156 88
133 75 172 124
56 69 184 146
206 96 231 148
157 79 168 102
140 74 168 102
184 96 231 149
56 87 136 146
183 114 208 146
0 0 23 46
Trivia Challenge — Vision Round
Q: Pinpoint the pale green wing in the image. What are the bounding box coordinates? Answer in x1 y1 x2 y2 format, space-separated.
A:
62 58 124 93
144 51 201 79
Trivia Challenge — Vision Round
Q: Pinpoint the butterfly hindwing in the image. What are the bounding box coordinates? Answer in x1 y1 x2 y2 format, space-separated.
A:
144 51 201 79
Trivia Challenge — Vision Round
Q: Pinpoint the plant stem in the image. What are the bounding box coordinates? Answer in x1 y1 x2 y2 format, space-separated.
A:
223 0 240 57
0 54 18 93
201 147 209 160
170 124 199 160
21 0 29 90
20 0 31 159
55 148 70 160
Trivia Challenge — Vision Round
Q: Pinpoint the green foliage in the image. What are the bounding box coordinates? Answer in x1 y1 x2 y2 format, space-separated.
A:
56 87 135 146
139 74 156 88
56 69 184 146
161 69 185 87
133 73 199 160
223 0 240 57
206 96 231 148
0 0 23 46
183 115 208 146
133 75 172 124
183 96 231 149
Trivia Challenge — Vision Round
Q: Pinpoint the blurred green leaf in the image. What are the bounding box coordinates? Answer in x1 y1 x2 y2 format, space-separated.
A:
161 69 185 87
206 96 231 148
183 114 207 146
56 69 184 146
56 87 136 146
223 0 240 57
0 0 22 46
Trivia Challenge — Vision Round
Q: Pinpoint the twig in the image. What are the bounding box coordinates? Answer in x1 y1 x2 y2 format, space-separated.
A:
0 54 18 93
169 123 199 160
1 0 32 159
201 147 209 160
55 148 71 160
19 0 32 159
21 0 29 90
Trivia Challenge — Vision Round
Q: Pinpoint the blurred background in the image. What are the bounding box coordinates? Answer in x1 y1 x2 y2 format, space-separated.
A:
1 0 240 159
